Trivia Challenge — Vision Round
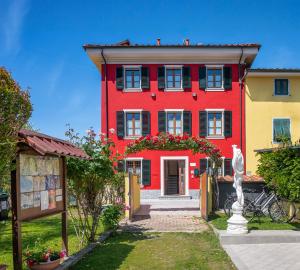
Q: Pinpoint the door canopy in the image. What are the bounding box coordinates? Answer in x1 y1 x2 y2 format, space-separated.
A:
126 132 221 165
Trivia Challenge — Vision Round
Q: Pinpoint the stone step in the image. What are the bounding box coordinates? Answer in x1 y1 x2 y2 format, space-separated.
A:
158 195 193 200
217 229 300 245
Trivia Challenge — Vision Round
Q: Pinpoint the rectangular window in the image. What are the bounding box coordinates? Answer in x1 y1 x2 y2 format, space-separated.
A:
207 68 223 89
166 68 182 89
273 118 291 142
126 160 142 183
167 112 182 135
208 112 223 136
274 79 289 96
125 112 141 137
125 68 141 89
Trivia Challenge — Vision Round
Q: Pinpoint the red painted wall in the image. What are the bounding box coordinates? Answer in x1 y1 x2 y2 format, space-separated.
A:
101 64 245 191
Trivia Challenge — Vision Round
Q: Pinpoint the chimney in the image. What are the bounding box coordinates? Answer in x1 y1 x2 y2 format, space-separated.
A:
184 39 190 46
156 38 161 46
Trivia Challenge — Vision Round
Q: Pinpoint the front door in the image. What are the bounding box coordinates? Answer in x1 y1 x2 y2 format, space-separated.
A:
164 160 185 195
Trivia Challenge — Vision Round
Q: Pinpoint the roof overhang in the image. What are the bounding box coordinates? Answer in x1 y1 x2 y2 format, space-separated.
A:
248 69 300 77
84 46 260 71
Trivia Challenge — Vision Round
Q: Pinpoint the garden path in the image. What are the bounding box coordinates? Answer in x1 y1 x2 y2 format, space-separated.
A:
119 199 209 233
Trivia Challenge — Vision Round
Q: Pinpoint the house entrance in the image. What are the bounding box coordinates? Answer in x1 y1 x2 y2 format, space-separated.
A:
164 160 185 195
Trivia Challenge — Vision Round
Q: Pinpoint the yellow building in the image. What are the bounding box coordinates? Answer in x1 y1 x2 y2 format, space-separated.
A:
246 69 300 175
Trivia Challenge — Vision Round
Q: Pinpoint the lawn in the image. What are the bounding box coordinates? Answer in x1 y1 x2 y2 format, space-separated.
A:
0 214 104 270
209 212 300 230
71 231 235 270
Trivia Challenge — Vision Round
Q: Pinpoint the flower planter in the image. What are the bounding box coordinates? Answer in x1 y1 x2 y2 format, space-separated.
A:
29 259 60 270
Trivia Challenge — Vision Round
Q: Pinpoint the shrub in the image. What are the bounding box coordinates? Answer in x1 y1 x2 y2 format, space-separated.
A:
257 145 300 202
101 204 123 231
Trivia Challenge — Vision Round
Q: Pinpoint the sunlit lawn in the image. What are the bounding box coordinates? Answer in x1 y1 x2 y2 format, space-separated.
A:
0 214 104 270
209 212 300 231
72 231 235 270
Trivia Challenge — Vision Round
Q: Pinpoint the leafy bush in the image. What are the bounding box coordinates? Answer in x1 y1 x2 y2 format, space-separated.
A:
101 204 123 230
257 146 300 202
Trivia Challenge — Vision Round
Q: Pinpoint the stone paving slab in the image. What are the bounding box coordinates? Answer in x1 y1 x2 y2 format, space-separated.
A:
223 242 300 270
119 215 208 233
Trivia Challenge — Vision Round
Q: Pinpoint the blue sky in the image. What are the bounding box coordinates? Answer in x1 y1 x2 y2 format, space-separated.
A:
1 0 300 139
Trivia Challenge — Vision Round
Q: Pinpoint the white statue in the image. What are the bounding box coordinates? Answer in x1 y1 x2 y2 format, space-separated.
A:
227 145 248 234
232 145 244 209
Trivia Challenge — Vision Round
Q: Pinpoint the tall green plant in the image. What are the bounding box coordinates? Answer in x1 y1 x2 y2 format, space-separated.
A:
257 144 300 202
65 126 124 243
0 67 32 188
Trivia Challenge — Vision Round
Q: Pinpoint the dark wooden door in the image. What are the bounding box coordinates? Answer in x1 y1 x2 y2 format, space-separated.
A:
178 160 185 195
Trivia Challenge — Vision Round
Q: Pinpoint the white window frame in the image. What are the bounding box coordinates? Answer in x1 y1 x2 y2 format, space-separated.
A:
205 109 225 139
272 117 291 144
164 65 183 92
164 109 184 135
206 156 225 176
273 78 290 96
123 109 143 139
125 158 143 184
123 65 142 92
206 65 224 91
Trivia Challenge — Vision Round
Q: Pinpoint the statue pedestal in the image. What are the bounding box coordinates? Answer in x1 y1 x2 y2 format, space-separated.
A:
227 203 248 234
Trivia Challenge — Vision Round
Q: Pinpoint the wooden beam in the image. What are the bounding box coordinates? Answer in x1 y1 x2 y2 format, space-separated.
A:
61 157 68 255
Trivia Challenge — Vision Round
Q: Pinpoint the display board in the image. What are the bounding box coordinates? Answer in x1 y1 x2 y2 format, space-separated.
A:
19 154 64 220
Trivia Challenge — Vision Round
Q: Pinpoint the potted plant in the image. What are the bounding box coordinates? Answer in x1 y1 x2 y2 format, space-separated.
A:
24 239 66 270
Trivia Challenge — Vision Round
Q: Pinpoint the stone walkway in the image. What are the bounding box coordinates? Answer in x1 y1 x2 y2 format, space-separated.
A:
119 199 209 233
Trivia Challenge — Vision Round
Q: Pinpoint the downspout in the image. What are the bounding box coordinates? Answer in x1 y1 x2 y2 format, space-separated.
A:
238 47 244 152
101 48 109 138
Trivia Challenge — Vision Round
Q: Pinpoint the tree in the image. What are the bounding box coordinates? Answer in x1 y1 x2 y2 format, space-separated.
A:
65 126 124 244
0 67 32 189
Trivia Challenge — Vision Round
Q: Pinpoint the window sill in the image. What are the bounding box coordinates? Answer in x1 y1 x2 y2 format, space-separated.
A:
206 136 225 140
164 88 184 92
206 88 225 92
272 94 290 97
124 136 142 140
123 88 143 92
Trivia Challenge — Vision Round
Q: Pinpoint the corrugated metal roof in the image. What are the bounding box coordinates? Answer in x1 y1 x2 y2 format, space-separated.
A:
83 43 261 49
18 129 90 159
218 175 264 182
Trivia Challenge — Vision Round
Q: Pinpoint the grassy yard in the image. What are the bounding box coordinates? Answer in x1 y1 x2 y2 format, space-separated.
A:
72 231 235 270
209 212 300 230
0 214 104 270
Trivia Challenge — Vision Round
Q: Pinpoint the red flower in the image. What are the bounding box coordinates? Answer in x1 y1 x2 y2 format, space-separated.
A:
182 134 189 140
26 259 35 267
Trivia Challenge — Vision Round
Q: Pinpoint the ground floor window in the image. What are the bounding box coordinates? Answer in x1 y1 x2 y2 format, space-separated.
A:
126 160 142 183
273 118 291 143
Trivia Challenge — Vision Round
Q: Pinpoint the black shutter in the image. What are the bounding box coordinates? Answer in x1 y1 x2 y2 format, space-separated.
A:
224 111 232 137
116 67 124 90
142 111 150 136
223 67 232 90
116 111 124 138
199 111 207 137
157 67 165 90
199 66 206 90
182 66 191 88
224 158 233 176
183 111 192 135
141 67 150 89
142 160 151 185
199 159 208 174
158 111 166 132
117 160 125 172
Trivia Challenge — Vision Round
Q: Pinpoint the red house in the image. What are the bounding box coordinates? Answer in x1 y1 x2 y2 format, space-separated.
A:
84 40 260 199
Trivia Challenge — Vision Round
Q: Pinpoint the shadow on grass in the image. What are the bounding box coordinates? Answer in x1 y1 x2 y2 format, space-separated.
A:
209 212 300 231
71 233 150 270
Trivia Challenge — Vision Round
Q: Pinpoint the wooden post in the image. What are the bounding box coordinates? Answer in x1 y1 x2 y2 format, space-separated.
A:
61 157 68 255
200 172 208 221
11 158 23 270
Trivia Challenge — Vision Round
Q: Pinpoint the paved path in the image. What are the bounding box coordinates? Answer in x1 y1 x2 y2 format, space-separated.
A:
217 229 300 270
223 243 300 270
119 199 209 233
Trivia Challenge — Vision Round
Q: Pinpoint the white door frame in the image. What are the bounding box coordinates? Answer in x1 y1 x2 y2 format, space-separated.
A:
160 156 189 196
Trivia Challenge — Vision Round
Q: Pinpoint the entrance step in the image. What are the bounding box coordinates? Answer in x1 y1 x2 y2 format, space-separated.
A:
159 195 192 200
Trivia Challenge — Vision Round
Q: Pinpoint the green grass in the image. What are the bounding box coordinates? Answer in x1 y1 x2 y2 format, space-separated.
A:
0 214 104 270
72 231 235 270
209 212 300 230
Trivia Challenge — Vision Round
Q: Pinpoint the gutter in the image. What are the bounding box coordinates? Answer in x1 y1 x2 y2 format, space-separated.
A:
101 49 109 138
